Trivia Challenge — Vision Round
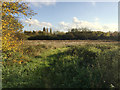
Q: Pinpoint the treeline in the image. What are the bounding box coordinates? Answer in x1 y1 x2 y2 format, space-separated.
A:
16 27 119 41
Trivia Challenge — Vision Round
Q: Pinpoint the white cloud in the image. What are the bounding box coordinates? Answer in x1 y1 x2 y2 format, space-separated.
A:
102 24 118 32
30 3 41 7
57 17 118 32
95 17 99 21
58 22 70 32
23 18 52 28
73 17 81 23
21 17 117 32
91 1 96 6
31 0 56 7
59 21 70 27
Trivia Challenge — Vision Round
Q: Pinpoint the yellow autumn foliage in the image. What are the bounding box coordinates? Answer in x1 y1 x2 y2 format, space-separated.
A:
2 2 36 60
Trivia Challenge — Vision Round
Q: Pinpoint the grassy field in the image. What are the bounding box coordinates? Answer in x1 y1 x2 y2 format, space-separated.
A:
2 40 120 88
24 40 118 46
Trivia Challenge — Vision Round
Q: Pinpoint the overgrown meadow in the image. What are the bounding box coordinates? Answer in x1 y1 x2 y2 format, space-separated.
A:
2 2 120 89
2 40 120 88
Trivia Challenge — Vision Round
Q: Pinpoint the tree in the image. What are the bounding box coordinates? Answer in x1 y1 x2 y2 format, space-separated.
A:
46 28 48 33
65 33 75 40
33 30 36 33
50 28 52 34
43 27 45 32
2 2 36 60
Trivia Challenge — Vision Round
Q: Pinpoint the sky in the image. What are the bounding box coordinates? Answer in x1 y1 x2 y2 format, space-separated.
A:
21 2 118 32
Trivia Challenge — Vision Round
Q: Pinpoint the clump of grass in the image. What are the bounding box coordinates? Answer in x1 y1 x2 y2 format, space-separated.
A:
22 44 52 57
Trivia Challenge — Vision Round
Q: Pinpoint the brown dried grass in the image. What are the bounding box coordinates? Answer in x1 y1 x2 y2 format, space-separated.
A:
23 40 119 48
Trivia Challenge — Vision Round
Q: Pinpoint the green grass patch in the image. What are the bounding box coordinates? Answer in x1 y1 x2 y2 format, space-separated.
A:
2 43 120 88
